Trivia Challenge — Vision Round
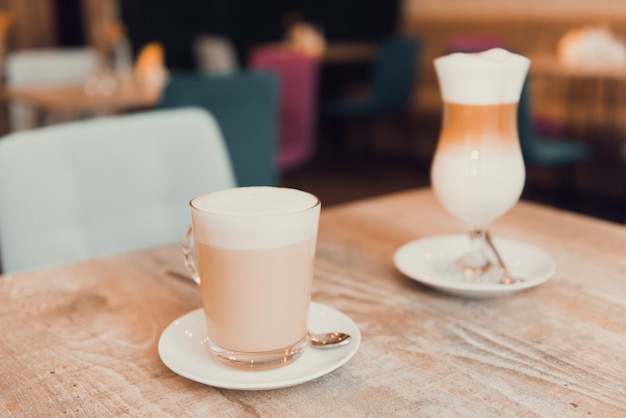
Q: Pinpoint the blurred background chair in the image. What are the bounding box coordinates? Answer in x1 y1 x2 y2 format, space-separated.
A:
249 45 320 174
0 107 235 273
4 47 99 131
518 76 592 202
518 77 591 167
322 35 422 155
193 34 239 73
158 71 279 187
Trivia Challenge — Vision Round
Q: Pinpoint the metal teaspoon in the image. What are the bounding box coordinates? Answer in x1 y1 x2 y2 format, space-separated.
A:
165 270 353 349
484 232 524 285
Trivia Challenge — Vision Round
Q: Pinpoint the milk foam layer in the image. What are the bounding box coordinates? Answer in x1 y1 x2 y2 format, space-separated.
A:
434 48 531 105
190 187 320 250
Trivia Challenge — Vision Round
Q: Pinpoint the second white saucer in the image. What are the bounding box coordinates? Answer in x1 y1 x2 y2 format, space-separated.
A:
394 234 556 298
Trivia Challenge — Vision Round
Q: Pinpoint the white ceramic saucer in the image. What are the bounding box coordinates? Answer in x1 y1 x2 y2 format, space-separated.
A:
158 302 361 390
393 234 556 298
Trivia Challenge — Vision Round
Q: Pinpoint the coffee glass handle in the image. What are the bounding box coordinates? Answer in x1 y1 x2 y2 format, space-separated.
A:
182 225 201 286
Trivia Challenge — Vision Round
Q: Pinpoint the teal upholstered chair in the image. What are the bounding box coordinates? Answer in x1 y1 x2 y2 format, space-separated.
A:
321 36 421 155
323 36 421 117
158 71 279 186
518 78 591 167
517 77 591 204
0 108 236 273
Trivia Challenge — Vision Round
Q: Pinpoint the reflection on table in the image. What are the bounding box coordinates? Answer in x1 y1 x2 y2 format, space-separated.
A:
1 188 625 415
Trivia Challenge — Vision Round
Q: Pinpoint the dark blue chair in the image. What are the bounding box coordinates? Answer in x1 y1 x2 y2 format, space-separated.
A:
321 36 422 156
158 71 280 187
518 77 592 206
323 36 421 117
518 78 591 167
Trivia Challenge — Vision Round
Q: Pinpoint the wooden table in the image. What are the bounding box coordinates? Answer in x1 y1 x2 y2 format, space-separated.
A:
1 188 625 416
3 80 161 126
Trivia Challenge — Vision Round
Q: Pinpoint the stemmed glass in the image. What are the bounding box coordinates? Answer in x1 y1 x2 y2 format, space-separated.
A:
430 49 530 282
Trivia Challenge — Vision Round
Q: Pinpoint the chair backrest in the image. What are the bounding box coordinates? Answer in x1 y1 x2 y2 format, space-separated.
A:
5 47 99 87
369 36 422 113
0 107 236 273
193 34 239 73
248 46 320 172
4 47 100 131
158 71 279 186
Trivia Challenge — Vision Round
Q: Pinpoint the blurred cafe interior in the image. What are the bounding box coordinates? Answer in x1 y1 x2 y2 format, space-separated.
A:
0 0 625 225
2 1 626 415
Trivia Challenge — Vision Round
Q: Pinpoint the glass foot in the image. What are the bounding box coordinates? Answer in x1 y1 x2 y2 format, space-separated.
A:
444 228 503 283
456 256 494 280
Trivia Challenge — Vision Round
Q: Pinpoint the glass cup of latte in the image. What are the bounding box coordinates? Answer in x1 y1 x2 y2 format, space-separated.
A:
183 186 321 370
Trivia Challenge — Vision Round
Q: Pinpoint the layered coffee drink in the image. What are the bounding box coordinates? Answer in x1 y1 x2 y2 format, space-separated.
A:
189 186 320 370
432 48 530 231
431 48 530 279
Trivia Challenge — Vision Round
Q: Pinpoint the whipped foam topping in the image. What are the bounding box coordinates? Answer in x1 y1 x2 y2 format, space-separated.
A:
192 186 319 216
434 48 531 105
190 187 320 249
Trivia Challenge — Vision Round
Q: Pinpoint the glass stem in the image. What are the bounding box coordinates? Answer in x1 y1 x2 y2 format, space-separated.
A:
467 228 489 268
457 228 492 278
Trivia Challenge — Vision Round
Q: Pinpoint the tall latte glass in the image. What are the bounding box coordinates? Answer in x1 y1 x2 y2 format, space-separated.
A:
431 49 530 281
183 186 320 370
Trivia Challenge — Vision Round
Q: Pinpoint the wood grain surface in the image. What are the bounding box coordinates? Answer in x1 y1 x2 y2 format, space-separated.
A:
1 188 625 417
